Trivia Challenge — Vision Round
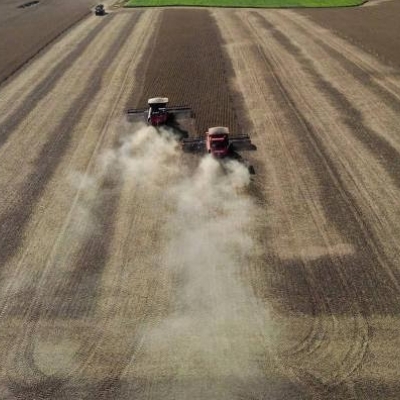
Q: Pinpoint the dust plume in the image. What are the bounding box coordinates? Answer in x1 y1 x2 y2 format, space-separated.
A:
31 123 273 397
101 123 181 187
66 123 179 240
111 125 275 399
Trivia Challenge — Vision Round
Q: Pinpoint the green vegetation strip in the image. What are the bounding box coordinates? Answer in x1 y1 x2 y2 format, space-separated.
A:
125 0 365 7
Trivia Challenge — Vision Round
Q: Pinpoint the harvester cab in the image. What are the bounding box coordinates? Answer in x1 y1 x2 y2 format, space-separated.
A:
182 126 257 173
206 127 231 158
126 96 194 138
147 97 169 126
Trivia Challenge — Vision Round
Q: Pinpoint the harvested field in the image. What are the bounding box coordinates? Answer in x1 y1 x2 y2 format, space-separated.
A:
300 0 400 68
0 0 98 84
0 1 400 399
131 8 240 136
125 0 365 7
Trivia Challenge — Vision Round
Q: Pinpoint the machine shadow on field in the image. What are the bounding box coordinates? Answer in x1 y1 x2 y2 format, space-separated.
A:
262 251 400 317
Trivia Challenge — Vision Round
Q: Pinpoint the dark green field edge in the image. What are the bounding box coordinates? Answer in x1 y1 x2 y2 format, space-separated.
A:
125 0 367 8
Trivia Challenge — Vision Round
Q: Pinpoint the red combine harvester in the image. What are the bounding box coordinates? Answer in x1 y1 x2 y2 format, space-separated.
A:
127 97 193 127
182 126 256 173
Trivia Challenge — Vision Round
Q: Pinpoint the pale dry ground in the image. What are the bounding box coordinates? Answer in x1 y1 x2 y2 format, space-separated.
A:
0 8 171 398
216 8 400 398
0 6 273 399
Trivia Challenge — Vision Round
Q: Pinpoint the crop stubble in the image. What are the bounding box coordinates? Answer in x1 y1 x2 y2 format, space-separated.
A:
215 6 400 398
129 9 241 136
0 0 97 84
0 2 399 399
0 8 166 398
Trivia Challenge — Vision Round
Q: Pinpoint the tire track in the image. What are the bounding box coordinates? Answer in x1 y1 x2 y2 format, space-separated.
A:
243 20 400 397
126 10 270 398
0 16 99 129
42 176 122 320
241 9 400 392
45 18 174 396
215 10 331 379
0 9 141 312
2 10 160 398
129 9 241 136
215 10 332 398
218 7 334 340
299 1 400 70
0 14 131 215
0 13 142 268
216 9 373 395
249 10 400 304
1 10 146 340
112 154 272 400
0 0 95 85
88 153 177 398
1 5 398 399
0 17 111 148
252 4 379 310
1 8 161 398
270 10 400 190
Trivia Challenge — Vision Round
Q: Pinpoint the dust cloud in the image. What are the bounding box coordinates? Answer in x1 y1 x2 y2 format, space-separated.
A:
53 123 273 397
105 124 275 399
67 171 101 240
